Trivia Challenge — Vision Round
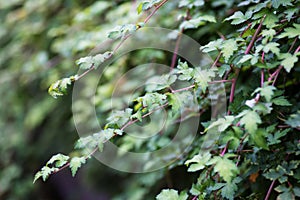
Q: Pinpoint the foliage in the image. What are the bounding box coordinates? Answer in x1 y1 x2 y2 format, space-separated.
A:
4 0 299 199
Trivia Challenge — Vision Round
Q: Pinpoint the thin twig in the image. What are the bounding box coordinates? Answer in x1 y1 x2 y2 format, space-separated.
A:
121 102 169 131
172 85 195 93
53 147 98 174
192 196 198 200
245 15 266 55
76 64 95 80
209 79 233 84
235 133 249 166
261 69 264 87
227 68 240 115
76 0 169 80
268 42 299 85
295 45 300 54
144 0 169 23
220 142 229 156
170 29 183 71
264 180 276 200
211 52 222 68
240 22 252 37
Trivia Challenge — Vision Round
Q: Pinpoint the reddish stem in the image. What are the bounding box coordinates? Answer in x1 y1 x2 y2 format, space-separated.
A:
245 15 266 55
211 52 222 68
144 0 168 23
264 180 276 200
209 79 233 84
170 29 183 71
227 68 240 115
192 196 198 200
268 41 299 85
261 69 264 87
295 45 300 54
121 102 168 131
76 64 95 80
240 22 252 37
220 142 229 156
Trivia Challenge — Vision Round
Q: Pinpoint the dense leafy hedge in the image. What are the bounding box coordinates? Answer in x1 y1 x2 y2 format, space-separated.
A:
3 0 300 199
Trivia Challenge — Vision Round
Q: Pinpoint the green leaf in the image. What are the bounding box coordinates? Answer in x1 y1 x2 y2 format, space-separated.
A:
225 10 252 25
250 128 269 150
48 76 77 98
156 189 188 200
193 68 216 92
237 54 252 65
200 39 223 53
286 110 300 128
76 51 113 70
75 56 94 69
33 171 43 183
69 157 86 177
263 42 280 56
253 85 276 102
145 74 177 92
253 102 273 115
33 166 56 183
167 93 181 113
294 187 300 197
272 96 292 106
204 116 235 133
179 0 205 8
93 52 113 69
218 64 231 77
261 29 276 44
131 110 143 122
178 191 189 200
137 2 143 14
284 8 298 21
264 12 279 29
207 155 239 182
46 153 69 168
137 0 162 14
277 191 295 200
267 129 290 145
108 24 138 40
221 39 238 62
75 135 98 150
237 110 262 134
208 183 226 191
185 152 211 172
180 15 216 30
137 93 167 111
221 127 243 150
221 177 242 200
107 108 133 127
279 53 298 73
275 185 295 200
278 23 300 39
272 0 293 8
264 166 286 181
175 60 194 81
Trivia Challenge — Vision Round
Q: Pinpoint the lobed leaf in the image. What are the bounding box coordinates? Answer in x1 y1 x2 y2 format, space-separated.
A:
69 157 86 177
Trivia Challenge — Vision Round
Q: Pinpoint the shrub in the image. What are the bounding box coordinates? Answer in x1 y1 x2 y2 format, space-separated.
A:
34 0 300 199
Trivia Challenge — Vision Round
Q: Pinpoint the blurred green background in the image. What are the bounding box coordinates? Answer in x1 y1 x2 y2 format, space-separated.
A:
0 0 128 199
